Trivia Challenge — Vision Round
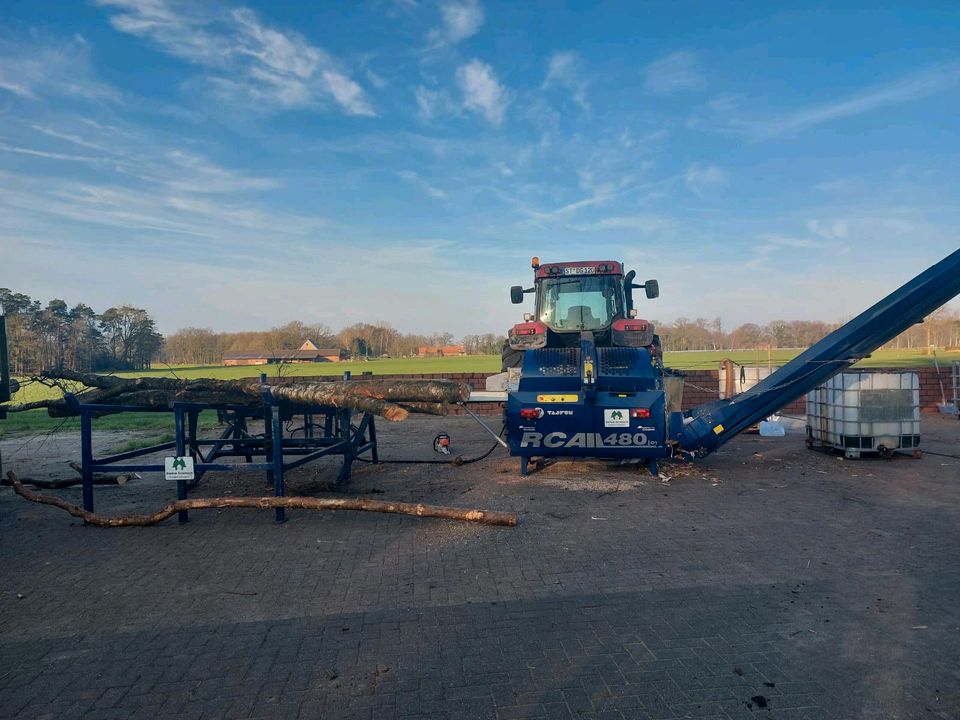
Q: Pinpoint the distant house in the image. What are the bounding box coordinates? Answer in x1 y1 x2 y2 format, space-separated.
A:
418 345 466 357
223 340 345 366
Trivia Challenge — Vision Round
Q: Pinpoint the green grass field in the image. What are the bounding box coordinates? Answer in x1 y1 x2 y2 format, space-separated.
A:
2 349 955 436
665 347 957 371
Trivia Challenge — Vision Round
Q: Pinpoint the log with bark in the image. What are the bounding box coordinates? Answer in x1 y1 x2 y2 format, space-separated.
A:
2 369 471 422
4 471 517 527
0 462 138 489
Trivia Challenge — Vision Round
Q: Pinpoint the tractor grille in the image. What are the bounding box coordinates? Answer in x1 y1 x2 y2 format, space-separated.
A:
531 348 580 376
598 347 642 376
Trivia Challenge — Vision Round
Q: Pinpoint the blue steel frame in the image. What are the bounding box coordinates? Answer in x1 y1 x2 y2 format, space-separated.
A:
73 374 378 523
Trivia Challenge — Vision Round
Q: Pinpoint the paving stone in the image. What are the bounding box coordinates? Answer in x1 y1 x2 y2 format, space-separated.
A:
2 416 960 719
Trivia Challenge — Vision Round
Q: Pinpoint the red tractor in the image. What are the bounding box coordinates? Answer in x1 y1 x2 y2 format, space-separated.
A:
501 257 661 371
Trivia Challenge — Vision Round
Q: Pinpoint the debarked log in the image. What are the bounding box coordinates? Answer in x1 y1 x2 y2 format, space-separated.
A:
5 471 517 527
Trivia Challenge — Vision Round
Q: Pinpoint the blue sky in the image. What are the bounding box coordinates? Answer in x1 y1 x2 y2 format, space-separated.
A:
1 0 958 336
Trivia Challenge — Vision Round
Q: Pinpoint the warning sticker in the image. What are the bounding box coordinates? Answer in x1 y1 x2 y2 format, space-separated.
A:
537 394 579 403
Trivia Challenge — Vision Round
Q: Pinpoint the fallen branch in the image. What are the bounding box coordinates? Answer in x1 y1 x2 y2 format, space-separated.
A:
5 471 517 527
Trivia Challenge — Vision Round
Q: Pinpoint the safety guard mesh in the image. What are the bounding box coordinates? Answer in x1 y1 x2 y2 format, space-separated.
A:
531 348 580 376
598 347 641 376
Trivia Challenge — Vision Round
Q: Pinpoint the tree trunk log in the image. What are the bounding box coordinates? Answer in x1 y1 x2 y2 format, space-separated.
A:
4 471 516 527
395 402 448 416
0 400 57 412
5 371 473 423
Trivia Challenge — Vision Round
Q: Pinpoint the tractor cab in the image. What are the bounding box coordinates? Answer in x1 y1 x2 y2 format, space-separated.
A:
505 257 660 365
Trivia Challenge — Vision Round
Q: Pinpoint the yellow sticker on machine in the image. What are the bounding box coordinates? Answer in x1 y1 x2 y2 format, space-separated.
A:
537 394 579 403
713 424 725 435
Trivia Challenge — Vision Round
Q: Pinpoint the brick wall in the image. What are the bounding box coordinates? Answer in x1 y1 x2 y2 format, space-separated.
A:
273 367 947 417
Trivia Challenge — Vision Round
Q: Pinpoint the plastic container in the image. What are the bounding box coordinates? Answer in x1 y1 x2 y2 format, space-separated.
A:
718 364 778 399
806 372 920 459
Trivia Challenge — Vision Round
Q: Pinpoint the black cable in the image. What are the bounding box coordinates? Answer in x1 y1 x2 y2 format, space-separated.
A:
761 414 960 459
354 422 507 466
920 449 960 460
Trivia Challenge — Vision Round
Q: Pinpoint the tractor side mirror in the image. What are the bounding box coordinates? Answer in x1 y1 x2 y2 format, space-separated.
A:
644 280 659 299
510 286 524 304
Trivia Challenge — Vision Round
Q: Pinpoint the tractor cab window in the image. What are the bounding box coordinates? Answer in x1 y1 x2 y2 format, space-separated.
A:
537 275 622 331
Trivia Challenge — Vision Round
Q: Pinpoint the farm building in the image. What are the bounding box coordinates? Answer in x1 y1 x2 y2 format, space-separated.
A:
418 345 466 357
224 340 345 366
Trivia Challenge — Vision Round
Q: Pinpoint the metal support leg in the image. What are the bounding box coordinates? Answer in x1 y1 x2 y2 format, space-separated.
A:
80 411 94 512
520 456 528 477
368 415 379 463
336 408 353 486
188 410 199 458
239 414 253 463
175 409 188 524
264 405 274 490
272 405 285 523
648 458 658 477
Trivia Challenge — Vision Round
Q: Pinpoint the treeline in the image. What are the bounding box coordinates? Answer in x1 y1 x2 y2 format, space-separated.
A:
161 321 506 365
6 286 960 374
653 309 960 352
1 289 163 373
881 308 960 349
652 318 841 352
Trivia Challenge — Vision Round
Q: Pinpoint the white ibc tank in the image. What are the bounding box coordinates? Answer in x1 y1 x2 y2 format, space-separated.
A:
806 372 920 459
718 364 778 399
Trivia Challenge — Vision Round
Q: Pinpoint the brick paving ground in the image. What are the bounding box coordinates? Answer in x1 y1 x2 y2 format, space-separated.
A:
1 414 959 719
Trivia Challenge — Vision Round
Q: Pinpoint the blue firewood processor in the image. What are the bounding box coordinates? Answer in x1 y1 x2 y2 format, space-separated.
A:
469 250 960 476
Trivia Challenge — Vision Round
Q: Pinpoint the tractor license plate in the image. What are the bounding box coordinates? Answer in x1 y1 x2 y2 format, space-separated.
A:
537 394 579 403
563 266 596 275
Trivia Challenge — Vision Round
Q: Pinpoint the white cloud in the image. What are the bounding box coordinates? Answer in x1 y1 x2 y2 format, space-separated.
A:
414 85 439 119
760 64 960 137
643 51 703 95
457 59 508 125
321 70 375 116
684 163 727 197
0 143 106 164
806 219 849 241
543 50 588 110
95 0 375 115
4 121 281 197
30 124 111 152
162 150 279 194
428 0 484 47
365 68 387 89
576 214 676 235
697 63 960 139
398 170 448 200
0 34 120 102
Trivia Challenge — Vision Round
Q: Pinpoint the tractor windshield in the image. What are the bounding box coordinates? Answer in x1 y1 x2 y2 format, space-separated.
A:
537 275 623 332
